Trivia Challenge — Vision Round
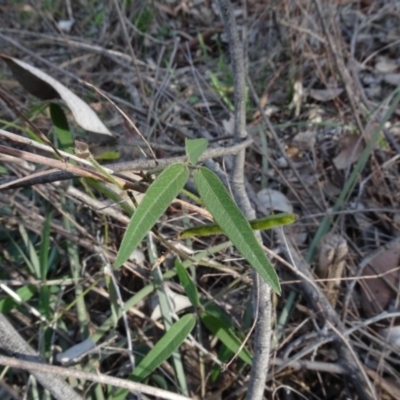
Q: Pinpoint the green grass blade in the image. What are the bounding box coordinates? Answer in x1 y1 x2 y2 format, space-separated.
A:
179 213 298 238
200 310 252 365
175 260 200 308
113 314 196 399
39 212 52 279
133 314 196 380
114 163 189 269
148 239 189 396
105 274 119 328
39 213 51 318
194 167 281 294
185 138 209 165
8 232 36 277
90 242 231 344
306 87 400 262
62 196 89 338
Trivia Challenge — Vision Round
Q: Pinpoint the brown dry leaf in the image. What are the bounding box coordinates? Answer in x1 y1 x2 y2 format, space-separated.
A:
257 188 293 213
380 326 400 349
374 57 398 73
286 146 300 158
57 19 75 32
359 241 400 317
316 233 348 306
289 80 303 117
308 88 343 102
151 287 191 320
383 73 400 86
251 91 269 120
222 114 235 135
333 134 364 170
0 54 112 136
292 130 316 150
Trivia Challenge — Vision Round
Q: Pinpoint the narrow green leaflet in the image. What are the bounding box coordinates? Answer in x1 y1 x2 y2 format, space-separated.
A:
114 163 189 269
113 314 196 399
105 274 119 328
133 314 196 380
193 167 281 294
39 212 52 279
185 138 209 165
39 213 52 318
175 260 200 308
179 213 298 239
200 311 252 365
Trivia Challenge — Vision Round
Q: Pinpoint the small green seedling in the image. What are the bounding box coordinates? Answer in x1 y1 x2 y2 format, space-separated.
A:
114 138 298 295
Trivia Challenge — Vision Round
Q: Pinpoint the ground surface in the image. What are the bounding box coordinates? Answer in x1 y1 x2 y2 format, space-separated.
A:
1 1 400 399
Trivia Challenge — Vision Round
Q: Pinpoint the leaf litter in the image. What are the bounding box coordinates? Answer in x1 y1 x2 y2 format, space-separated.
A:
1 1 400 399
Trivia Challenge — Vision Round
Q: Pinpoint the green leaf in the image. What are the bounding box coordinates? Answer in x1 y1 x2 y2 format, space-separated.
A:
175 260 200 308
210 345 232 382
49 102 73 152
193 167 281 294
113 314 196 399
200 310 252 365
114 163 189 269
94 150 120 160
105 274 119 328
38 214 52 319
39 212 52 279
0 285 36 313
209 71 234 111
179 213 298 238
134 314 195 380
185 138 209 165
17 226 40 278
90 242 230 345
87 179 135 217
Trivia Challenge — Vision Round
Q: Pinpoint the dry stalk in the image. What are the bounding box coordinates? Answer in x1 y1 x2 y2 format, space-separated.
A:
0 353 190 400
277 229 377 400
0 127 252 189
217 1 273 399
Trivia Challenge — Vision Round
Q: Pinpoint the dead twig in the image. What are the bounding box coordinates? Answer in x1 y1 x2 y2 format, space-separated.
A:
217 1 273 399
276 229 377 400
0 353 190 400
0 130 253 189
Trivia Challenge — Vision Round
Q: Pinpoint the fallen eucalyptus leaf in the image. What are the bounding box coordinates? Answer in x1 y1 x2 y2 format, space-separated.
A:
257 188 293 214
0 54 112 136
308 88 343 102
